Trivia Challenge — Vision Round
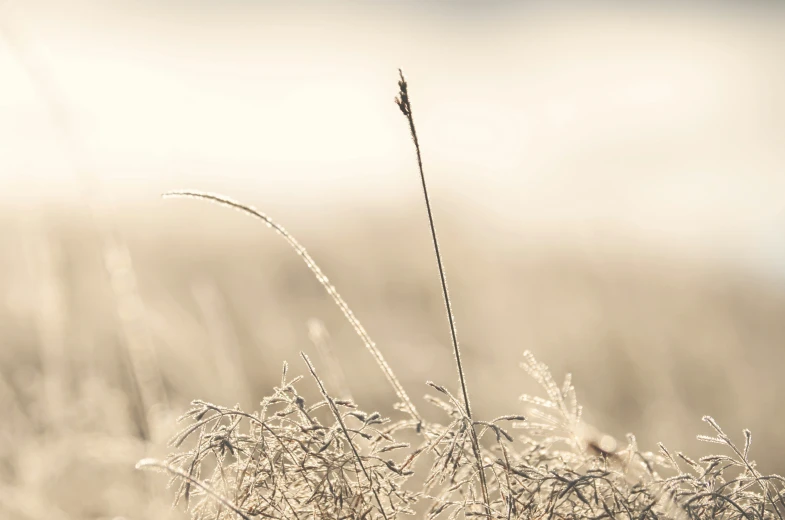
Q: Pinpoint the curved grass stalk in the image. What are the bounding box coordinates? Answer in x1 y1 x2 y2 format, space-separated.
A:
163 190 421 423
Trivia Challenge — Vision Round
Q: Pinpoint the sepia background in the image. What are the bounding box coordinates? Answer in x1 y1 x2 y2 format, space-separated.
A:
1 1 784 518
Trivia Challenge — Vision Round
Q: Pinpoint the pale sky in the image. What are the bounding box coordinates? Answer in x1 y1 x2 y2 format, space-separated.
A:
2 1 785 276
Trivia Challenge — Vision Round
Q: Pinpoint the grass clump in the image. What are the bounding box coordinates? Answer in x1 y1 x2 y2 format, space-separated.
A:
139 350 785 519
138 71 784 519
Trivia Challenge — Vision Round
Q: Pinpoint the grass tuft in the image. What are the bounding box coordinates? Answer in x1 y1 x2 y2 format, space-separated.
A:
137 71 785 520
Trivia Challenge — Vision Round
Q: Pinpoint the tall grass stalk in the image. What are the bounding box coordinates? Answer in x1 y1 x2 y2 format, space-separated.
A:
395 69 491 518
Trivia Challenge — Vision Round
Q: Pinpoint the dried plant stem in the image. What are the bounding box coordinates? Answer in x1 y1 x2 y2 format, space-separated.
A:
163 190 420 424
394 71 469 418
395 69 491 518
301 352 388 520
701 416 784 520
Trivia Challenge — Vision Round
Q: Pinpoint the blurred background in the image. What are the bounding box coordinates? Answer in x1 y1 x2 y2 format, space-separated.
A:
1 1 784 518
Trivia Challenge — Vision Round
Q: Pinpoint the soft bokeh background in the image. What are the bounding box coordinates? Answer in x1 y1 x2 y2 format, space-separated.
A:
1 1 784 518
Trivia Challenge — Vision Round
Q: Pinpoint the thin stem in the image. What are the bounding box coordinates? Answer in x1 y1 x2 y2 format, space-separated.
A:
163 190 421 424
394 71 471 419
301 352 389 520
395 69 491 518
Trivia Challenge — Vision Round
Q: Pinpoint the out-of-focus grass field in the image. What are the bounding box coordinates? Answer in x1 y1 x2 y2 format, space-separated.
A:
1 200 783 519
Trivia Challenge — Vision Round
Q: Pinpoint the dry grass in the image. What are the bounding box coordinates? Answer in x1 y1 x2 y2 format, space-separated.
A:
1 196 784 519
129 72 784 519
1 60 784 518
137 349 785 519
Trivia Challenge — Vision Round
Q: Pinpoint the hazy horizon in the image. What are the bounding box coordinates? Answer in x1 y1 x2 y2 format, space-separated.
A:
3 1 785 281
